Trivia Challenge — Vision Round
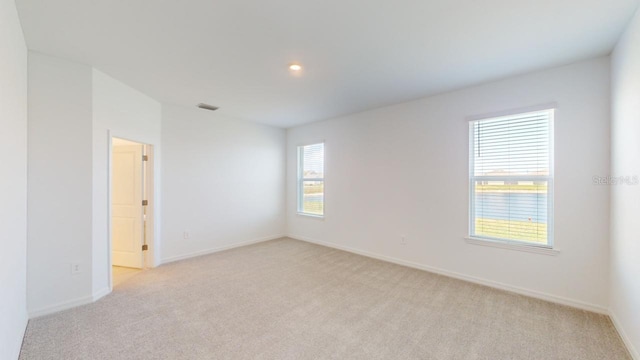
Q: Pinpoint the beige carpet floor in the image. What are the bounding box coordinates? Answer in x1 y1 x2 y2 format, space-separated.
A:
112 266 143 287
20 238 630 359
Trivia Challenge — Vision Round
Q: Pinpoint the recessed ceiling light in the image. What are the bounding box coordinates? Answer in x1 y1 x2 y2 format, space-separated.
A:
289 63 302 71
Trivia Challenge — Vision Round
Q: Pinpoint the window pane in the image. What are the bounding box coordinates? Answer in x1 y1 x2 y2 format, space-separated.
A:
298 142 324 216
470 109 553 245
473 112 550 177
302 143 324 179
302 180 324 215
473 180 548 244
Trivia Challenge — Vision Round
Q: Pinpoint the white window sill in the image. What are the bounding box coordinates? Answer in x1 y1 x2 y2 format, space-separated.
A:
465 237 559 256
297 212 324 220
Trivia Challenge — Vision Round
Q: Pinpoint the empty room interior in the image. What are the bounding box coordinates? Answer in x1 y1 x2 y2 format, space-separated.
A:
2 0 640 359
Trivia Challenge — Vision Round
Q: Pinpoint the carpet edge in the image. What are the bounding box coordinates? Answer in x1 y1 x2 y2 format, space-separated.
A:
160 234 286 265
288 234 609 315
610 310 639 360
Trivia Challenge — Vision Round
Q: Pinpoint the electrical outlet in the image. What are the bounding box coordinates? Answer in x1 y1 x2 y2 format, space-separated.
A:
183 231 190 239
401 236 407 245
71 263 82 275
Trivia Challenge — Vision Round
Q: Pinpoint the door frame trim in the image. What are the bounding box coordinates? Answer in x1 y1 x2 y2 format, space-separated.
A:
108 131 156 290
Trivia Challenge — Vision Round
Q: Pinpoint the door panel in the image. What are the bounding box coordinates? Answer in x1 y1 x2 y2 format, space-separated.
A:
112 144 144 269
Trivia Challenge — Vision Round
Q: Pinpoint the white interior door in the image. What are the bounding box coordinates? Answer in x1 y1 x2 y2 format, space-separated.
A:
112 144 144 269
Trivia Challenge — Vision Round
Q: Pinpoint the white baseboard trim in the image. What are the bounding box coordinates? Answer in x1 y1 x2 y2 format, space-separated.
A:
28 294 94 319
92 287 111 302
288 235 608 315
12 313 28 360
160 234 285 265
610 310 639 359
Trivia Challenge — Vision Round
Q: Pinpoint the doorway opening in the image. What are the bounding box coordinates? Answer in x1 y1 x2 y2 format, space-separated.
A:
110 137 154 288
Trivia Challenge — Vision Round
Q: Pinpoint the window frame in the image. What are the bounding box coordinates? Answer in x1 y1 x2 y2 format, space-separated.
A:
468 108 555 249
297 142 325 218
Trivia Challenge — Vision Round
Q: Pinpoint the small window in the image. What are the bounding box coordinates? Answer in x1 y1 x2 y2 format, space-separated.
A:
298 143 324 217
469 109 554 247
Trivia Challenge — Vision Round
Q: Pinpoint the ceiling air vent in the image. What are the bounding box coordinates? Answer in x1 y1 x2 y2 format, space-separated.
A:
197 103 219 111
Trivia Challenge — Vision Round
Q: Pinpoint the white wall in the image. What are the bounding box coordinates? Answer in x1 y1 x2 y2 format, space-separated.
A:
610 7 640 359
161 104 286 262
287 57 611 312
0 0 28 358
92 69 162 296
27 52 94 315
26 54 162 315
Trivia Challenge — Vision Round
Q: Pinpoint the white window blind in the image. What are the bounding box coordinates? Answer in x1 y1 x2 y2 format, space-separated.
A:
469 109 554 246
298 143 324 216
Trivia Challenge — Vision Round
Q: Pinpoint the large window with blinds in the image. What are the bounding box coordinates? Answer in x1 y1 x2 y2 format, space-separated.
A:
298 143 325 217
469 109 554 247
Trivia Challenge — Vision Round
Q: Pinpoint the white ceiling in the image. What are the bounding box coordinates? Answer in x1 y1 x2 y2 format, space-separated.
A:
16 0 639 128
